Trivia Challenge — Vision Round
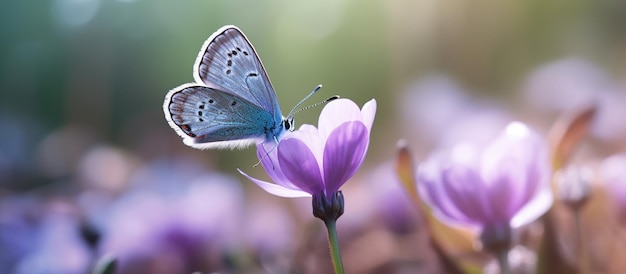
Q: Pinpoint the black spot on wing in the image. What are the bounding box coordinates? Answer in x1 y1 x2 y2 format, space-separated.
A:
180 125 196 137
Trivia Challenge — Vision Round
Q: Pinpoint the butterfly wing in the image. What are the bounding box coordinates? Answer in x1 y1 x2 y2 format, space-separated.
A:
193 25 283 124
163 84 278 149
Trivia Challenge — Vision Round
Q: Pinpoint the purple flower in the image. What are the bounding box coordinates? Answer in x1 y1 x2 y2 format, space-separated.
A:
15 212 92 274
97 161 245 274
417 122 553 231
523 58 608 112
239 98 376 199
0 198 92 274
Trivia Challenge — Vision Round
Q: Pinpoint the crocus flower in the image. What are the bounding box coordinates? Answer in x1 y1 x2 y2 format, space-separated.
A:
239 98 376 200
417 122 553 234
240 98 375 274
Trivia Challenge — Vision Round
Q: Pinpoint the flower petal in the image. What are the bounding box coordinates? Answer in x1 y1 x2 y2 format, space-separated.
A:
278 138 324 195
285 125 324 163
255 143 298 190
323 121 369 195
417 122 552 230
480 122 549 221
360 99 377 131
510 183 552 228
443 164 501 225
417 157 478 227
294 124 318 134
237 168 311 198
318 99 363 139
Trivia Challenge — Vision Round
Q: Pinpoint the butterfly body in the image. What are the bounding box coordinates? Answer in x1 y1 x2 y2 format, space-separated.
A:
164 25 291 149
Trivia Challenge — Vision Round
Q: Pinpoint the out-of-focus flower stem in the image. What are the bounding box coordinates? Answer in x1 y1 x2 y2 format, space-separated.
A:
574 211 588 274
497 250 511 274
481 224 512 274
324 219 345 274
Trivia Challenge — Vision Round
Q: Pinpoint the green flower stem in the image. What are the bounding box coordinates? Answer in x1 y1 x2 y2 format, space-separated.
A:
324 219 345 274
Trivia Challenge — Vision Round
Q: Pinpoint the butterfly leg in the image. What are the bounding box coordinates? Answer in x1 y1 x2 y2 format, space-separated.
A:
253 137 280 169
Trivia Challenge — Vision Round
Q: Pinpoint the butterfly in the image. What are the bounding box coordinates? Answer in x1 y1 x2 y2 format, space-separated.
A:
164 25 314 150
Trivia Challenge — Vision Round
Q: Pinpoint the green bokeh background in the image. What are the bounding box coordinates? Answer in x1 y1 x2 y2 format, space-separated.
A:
1 0 625 179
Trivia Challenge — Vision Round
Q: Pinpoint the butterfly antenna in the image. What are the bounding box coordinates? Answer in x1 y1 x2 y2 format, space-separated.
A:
289 95 340 118
287 85 323 118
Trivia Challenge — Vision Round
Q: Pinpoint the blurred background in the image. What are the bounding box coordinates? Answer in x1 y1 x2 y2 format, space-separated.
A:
1 0 626 273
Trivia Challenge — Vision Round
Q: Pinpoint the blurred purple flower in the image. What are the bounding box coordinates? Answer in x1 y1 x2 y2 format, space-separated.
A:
417 122 553 231
239 98 376 199
14 212 92 274
399 75 470 143
362 162 418 234
522 58 626 142
523 58 608 112
242 199 295 273
592 88 626 142
399 75 513 152
97 161 245 274
0 197 92 274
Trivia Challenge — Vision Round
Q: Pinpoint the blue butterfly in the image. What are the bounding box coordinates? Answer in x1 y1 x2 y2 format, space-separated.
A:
164 25 305 149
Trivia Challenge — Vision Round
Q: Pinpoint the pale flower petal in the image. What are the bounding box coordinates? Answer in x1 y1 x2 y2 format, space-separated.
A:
237 169 311 198
318 99 363 139
286 124 324 163
294 124 318 135
511 183 553 228
360 99 377 131
255 143 297 190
